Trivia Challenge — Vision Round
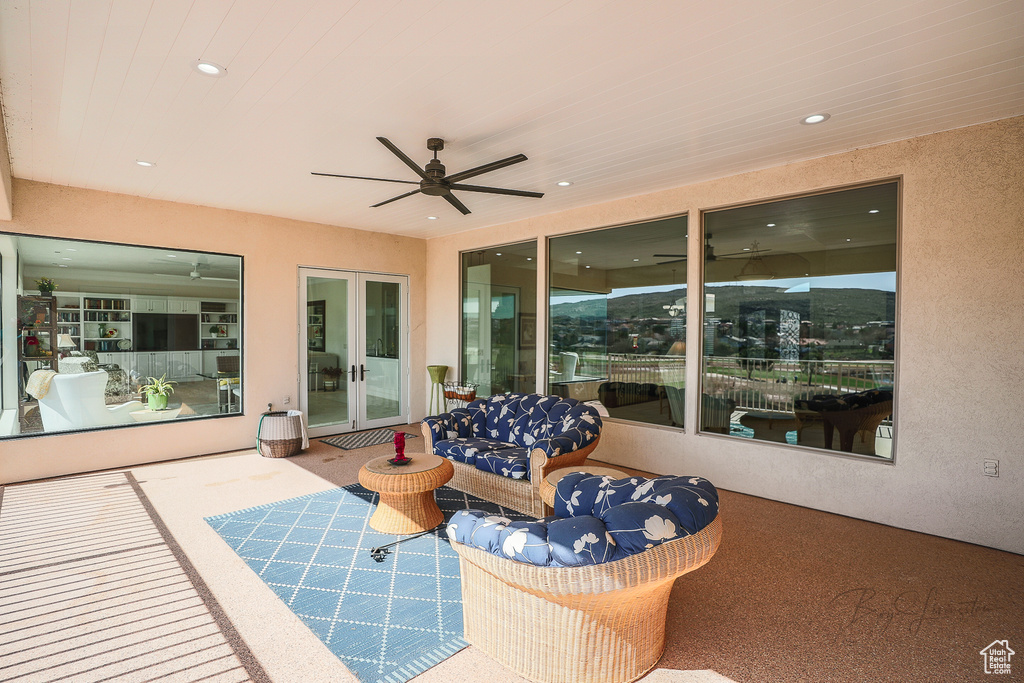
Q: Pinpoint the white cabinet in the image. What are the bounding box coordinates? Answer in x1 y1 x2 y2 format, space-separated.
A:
134 297 168 313
134 351 200 381
167 298 200 314
165 351 201 380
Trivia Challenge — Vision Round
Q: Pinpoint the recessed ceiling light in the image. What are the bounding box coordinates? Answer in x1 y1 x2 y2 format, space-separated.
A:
66 248 77 252
495 252 502 256
575 251 582 254
846 238 852 242
58 264 69 268
633 258 640 262
427 216 438 220
167 254 177 258
743 248 750 251
869 209 880 214
527 257 533 261
61 257 72 260
767 223 776 227
801 113 830 125
194 60 226 77
557 181 573 187
136 160 156 167
585 265 591 269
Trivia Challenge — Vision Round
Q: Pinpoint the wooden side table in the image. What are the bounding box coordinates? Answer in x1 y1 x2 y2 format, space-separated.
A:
358 454 454 534
539 464 629 510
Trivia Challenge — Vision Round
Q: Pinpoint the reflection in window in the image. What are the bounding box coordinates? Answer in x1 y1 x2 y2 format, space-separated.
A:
701 182 898 458
548 216 687 426
0 233 242 438
461 242 537 397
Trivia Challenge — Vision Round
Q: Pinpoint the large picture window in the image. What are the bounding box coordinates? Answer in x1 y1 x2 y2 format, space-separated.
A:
548 216 687 426
700 182 898 458
1 234 242 439
461 242 537 398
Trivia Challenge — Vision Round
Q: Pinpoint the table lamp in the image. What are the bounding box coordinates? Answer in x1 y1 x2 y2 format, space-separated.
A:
57 333 77 359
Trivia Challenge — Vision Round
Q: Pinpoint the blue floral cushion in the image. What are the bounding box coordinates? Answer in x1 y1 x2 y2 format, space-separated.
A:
448 475 718 567
434 438 515 465
473 447 530 480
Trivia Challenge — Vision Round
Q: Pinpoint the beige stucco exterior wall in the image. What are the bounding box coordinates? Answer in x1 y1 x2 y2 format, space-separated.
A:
0 179 427 484
425 116 1024 554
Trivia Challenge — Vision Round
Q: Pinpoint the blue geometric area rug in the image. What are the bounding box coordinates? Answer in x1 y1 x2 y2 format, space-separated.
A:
205 484 527 683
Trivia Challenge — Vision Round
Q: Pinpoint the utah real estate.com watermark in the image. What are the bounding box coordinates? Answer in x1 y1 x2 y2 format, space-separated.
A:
980 640 1015 675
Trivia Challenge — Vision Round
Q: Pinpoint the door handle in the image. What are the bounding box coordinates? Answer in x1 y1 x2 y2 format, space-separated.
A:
360 364 367 381
350 364 357 382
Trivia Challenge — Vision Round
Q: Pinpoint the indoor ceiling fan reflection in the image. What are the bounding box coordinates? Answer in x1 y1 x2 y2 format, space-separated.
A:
654 233 771 265
152 263 238 282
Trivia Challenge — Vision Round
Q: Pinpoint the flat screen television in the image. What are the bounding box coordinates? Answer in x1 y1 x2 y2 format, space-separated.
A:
133 313 199 351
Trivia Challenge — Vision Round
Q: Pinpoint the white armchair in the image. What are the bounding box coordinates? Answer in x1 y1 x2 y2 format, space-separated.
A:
37 371 143 432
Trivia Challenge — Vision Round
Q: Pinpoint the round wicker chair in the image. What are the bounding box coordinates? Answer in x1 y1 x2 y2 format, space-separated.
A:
451 513 722 683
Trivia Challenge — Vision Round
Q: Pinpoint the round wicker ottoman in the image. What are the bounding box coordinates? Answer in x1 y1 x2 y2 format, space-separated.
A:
358 454 454 534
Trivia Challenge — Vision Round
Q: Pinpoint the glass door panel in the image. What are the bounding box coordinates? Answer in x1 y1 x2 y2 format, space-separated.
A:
358 274 408 429
301 269 356 437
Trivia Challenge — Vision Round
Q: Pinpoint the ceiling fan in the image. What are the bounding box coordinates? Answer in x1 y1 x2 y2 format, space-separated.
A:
654 233 771 265
154 263 237 282
312 137 544 215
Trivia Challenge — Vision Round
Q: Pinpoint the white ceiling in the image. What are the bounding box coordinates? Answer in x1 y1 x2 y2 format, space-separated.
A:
1 0 1022 240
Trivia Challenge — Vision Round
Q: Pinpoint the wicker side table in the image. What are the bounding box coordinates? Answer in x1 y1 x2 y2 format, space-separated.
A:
358 454 454 534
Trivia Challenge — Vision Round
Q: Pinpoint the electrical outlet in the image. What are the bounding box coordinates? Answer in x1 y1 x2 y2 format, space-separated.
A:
983 459 999 477
282 395 291 405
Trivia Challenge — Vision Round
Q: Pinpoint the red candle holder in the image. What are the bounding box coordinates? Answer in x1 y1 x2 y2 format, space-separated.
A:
388 431 410 465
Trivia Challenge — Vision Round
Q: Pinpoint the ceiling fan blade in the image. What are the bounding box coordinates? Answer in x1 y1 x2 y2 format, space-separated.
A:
371 188 422 208
653 254 687 258
377 137 429 181
446 154 528 183
311 172 419 185
444 193 471 215
717 248 773 258
656 258 687 266
449 183 543 198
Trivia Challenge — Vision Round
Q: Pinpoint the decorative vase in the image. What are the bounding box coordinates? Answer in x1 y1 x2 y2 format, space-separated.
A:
148 394 168 411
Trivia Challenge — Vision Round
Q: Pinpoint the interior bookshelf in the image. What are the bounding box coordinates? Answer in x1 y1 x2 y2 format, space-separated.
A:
81 296 132 352
200 300 240 350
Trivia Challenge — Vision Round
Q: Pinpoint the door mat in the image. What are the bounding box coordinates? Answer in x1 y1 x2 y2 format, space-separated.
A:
321 429 419 451
205 484 527 683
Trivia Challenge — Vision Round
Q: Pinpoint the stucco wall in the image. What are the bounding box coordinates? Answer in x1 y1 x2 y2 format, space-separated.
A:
425 116 1024 554
1 179 427 484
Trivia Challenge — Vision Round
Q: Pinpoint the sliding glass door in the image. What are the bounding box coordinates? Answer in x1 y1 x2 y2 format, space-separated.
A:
300 268 408 436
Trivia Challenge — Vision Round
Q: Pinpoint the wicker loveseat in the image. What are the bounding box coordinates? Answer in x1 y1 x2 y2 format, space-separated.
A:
447 473 722 683
422 393 602 517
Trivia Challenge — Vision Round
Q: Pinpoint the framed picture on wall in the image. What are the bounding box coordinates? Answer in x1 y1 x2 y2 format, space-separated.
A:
519 313 536 349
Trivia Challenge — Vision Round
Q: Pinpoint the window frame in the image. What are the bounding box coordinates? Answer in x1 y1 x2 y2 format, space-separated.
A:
0 230 245 441
695 177 903 463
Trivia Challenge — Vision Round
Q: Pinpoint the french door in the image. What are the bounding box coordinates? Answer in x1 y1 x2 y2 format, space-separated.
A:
299 268 409 437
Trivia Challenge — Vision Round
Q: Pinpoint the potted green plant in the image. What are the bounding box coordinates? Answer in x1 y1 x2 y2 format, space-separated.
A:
35 277 58 296
140 373 177 411
209 325 220 338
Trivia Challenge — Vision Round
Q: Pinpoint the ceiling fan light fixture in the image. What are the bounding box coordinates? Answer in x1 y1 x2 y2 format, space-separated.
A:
734 242 775 281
